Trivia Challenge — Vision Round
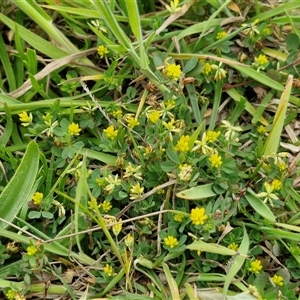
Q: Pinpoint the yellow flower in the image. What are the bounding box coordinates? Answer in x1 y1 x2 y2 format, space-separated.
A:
104 125 118 140
173 213 184 223
192 132 214 154
32 192 43 205
97 45 109 58
103 264 114 276
164 236 179 248
248 259 263 274
228 243 239 251
166 0 181 13
262 28 271 35
130 182 144 200
211 63 227 81
178 164 193 181
248 285 262 299
125 233 134 248
221 120 242 141
190 207 208 225
96 177 107 187
127 116 140 129
209 152 222 168
147 110 160 123
27 245 38 256
68 122 81 136
19 111 33 127
202 62 212 75
257 125 266 134
124 163 143 180
164 99 176 109
6 289 16 300
163 63 182 81
216 31 227 39
255 54 268 66
271 274 284 286
101 200 112 213
15 294 26 300
256 182 279 207
271 179 282 191
174 135 190 152
205 130 221 143
104 174 122 194
112 108 122 118
276 161 286 172
163 118 181 132
112 219 122 237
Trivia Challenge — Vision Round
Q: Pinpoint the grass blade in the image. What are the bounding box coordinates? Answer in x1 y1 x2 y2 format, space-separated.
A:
263 75 293 155
223 227 249 296
244 188 276 222
176 183 217 200
0 141 39 229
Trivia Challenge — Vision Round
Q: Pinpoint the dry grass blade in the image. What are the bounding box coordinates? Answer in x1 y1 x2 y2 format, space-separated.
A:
8 48 97 98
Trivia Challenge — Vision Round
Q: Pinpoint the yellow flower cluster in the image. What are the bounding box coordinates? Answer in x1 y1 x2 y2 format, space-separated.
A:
271 274 284 286
228 243 239 251
32 192 43 205
101 200 112 213
147 110 160 123
216 31 227 39
103 264 114 276
104 125 118 140
257 125 266 134
124 163 143 180
248 259 263 274
6 290 26 300
271 179 282 191
127 116 140 129
211 63 227 81
111 108 122 118
19 111 33 127
255 54 268 66
164 236 179 248
97 45 109 58
163 63 182 81
202 62 212 75
190 207 208 225
68 122 81 136
206 130 221 143
27 245 38 256
130 182 144 200
112 219 122 237
174 135 190 152
125 233 134 248
209 152 222 168
178 164 193 181
173 213 184 223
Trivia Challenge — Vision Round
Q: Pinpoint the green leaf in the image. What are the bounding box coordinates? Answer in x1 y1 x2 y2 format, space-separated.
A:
166 145 180 164
187 240 238 256
176 183 217 200
285 33 299 50
183 57 198 74
223 227 249 296
263 75 293 155
244 188 276 222
0 141 39 229
160 161 177 172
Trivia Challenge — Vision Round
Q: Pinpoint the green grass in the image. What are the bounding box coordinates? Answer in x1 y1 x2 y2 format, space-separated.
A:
0 1 300 299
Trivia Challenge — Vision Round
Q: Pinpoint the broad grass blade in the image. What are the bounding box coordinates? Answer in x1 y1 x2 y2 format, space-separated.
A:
245 188 276 222
263 75 293 155
223 227 249 296
0 141 39 229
